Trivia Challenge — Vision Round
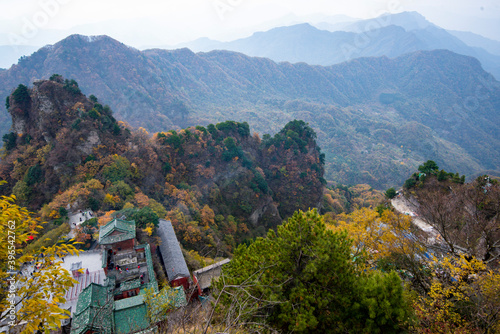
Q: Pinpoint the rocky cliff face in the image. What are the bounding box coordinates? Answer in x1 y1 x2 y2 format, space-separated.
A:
2 35 499 189
7 78 93 143
1 77 127 207
1 78 325 255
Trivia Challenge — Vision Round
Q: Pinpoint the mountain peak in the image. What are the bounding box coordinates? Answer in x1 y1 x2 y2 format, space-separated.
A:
377 11 434 30
343 11 434 33
53 34 131 50
7 77 91 140
263 22 319 34
59 34 113 43
387 11 427 20
1 35 499 190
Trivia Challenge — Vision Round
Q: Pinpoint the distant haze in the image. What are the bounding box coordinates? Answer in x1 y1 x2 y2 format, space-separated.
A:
0 0 498 50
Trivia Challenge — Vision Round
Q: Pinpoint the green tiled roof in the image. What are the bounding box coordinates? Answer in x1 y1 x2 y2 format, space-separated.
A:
75 283 109 314
163 286 187 309
71 306 114 334
102 249 108 268
114 300 149 334
119 278 141 292
105 276 116 292
99 219 136 245
146 286 187 323
137 244 158 293
115 295 144 310
72 243 162 334
71 284 114 334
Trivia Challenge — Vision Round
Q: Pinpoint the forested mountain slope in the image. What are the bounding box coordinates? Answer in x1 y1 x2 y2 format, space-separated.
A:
0 77 325 254
1 35 499 188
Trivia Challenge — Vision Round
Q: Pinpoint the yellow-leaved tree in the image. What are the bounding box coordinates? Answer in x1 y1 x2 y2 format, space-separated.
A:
413 254 500 333
325 207 431 293
326 208 424 263
0 183 79 333
328 207 500 332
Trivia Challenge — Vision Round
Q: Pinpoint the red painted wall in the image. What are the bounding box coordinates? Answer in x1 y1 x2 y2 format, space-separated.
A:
112 238 135 251
171 276 189 291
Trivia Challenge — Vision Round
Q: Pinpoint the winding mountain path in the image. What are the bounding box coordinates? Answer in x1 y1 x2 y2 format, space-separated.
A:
391 195 440 242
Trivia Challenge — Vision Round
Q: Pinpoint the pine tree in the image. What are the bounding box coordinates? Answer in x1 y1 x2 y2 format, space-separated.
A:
213 209 412 333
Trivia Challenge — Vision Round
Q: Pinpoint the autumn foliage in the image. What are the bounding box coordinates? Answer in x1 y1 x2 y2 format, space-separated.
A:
0 79 325 258
0 182 80 333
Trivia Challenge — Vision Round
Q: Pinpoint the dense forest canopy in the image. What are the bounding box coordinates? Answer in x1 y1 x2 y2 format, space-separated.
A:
1 35 499 189
0 77 325 256
1 77 499 333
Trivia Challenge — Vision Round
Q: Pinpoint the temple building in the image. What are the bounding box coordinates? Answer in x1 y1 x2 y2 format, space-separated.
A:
70 218 186 334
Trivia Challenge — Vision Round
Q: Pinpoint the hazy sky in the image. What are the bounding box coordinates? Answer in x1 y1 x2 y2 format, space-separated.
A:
0 0 499 47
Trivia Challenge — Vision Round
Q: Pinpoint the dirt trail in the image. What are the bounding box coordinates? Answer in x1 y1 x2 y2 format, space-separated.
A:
391 195 439 238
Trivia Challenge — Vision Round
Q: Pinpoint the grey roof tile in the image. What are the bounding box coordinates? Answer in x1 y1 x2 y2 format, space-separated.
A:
157 219 190 281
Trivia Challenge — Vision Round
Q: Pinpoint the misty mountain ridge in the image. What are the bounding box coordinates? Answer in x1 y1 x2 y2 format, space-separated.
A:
332 11 436 33
0 34 499 190
172 11 500 79
0 45 41 70
447 30 500 56
1 10 498 72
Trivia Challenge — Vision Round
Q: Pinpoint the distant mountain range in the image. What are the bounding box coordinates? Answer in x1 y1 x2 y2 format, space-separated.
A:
447 30 500 57
2 11 499 73
173 12 500 79
330 11 435 32
0 34 499 189
324 12 500 58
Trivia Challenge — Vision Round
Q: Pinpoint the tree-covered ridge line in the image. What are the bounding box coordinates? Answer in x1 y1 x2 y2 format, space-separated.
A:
0 77 325 257
0 76 499 332
1 34 499 189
